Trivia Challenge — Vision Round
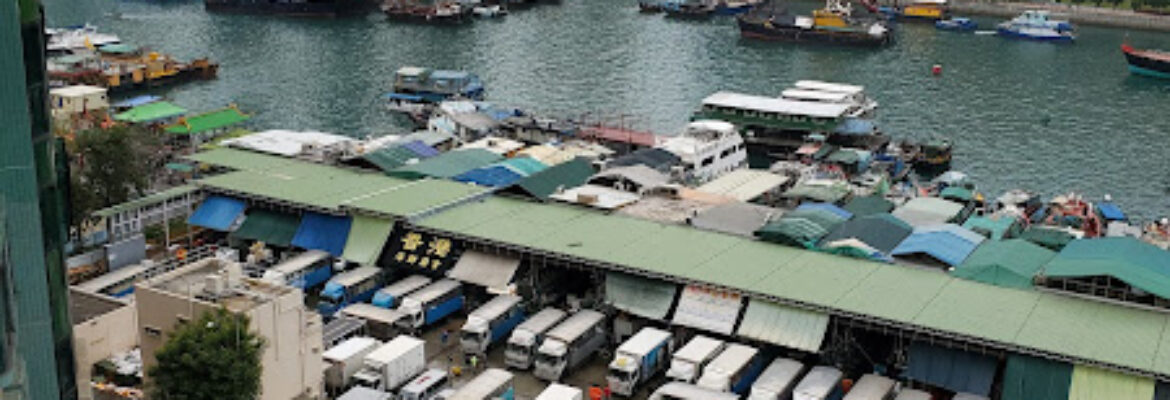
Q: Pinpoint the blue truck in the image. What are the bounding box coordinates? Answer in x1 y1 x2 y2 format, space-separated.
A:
459 295 526 355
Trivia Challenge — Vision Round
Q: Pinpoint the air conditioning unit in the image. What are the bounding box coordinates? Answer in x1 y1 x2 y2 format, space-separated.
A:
203 274 227 297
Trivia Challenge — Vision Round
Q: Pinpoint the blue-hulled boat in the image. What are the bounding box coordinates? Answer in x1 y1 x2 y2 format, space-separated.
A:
996 10 1074 42
1122 44 1170 79
388 66 485 104
935 17 976 31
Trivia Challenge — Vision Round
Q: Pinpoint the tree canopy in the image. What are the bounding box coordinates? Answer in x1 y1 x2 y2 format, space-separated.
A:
149 308 265 400
67 124 159 228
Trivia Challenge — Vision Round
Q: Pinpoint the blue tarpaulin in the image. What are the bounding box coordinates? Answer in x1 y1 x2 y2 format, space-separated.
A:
905 342 998 396
453 165 526 188
187 196 246 231
1097 202 1126 221
112 95 160 109
400 140 440 158
892 224 986 267
796 202 854 220
291 212 353 256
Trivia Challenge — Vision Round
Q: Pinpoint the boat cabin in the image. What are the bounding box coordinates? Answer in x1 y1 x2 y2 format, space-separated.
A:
657 120 747 184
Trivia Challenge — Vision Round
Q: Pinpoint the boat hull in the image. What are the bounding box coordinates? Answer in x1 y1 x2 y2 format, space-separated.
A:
1123 47 1170 79
664 7 715 18
738 18 890 47
714 3 753 15
996 27 1074 42
204 0 370 17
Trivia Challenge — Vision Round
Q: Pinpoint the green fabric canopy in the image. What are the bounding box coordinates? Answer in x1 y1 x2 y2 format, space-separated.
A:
1001 354 1072 400
842 195 895 217
952 239 1054 289
1043 237 1170 300
940 186 974 202
963 215 1021 240
341 215 394 265
165 108 250 136
114 101 187 123
782 182 851 204
756 208 847 248
230 209 300 247
1020 227 1076 251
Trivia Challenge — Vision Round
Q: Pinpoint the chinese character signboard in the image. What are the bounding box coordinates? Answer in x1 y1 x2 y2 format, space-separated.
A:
379 229 463 275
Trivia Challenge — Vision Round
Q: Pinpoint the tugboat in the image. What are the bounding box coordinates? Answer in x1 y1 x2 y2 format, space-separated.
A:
996 10 1075 42
1122 44 1170 79
737 0 892 47
204 0 370 17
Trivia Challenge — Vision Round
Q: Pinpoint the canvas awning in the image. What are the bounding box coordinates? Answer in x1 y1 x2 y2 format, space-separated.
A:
446 250 521 292
891 224 986 268
291 212 353 257
671 285 744 335
893 197 965 227
1067 365 1154 400
605 272 678 320
341 216 394 266
819 213 912 254
186 195 245 231
904 342 997 396
230 209 300 247
736 298 829 353
951 239 1054 289
1000 354 1072 400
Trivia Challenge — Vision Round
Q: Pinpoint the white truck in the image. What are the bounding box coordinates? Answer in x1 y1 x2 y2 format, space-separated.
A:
667 335 726 383
371 275 432 309
398 368 450 400
460 295 526 355
505 308 567 370
649 382 742 400
697 343 767 395
337 386 392 400
793 366 843 400
748 358 805 400
352 335 426 392
536 383 583 400
607 327 673 396
323 336 381 394
447 368 514 400
893 389 930 400
534 310 607 381
841 374 895 400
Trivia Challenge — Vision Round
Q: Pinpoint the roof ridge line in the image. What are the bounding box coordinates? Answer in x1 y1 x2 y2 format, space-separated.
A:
1009 290 1048 345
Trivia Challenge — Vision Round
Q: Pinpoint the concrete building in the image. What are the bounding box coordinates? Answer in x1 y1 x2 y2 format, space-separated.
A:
1 1 79 398
49 85 109 119
69 289 138 400
135 258 323 400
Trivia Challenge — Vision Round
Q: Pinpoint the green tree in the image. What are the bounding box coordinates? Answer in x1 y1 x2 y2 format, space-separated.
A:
67 124 160 230
148 308 265 400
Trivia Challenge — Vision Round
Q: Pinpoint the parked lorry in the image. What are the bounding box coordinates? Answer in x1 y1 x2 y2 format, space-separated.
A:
697 343 768 395
371 275 431 309
793 366 844 400
841 374 895 400
534 310 607 381
504 308 567 370
352 335 426 392
666 335 726 383
448 368 515 400
398 368 450 400
318 266 384 316
649 382 742 400
323 336 381 394
396 279 465 330
337 386 392 400
748 358 805 400
607 327 673 396
536 383 583 400
460 295 526 355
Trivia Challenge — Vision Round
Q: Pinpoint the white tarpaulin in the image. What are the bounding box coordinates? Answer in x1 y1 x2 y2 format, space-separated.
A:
446 250 520 293
736 298 829 353
605 272 678 320
671 285 744 335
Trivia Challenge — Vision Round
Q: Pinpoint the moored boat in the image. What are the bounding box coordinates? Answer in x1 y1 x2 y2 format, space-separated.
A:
1122 44 1170 79
204 0 370 17
935 17 976 31
737 0 891 47
891 0 948 20
382 0 472 23
714 0 758 15
663 0 716 18
639 0 664 12
996 10 1074 42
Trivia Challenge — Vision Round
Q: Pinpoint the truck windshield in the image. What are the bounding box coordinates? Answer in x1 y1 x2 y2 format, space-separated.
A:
609 368 634 382
537 353 561 366
461 330 480 343
506 342 528 356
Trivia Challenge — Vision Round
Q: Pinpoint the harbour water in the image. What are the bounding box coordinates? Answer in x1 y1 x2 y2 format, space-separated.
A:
44 0 1170 219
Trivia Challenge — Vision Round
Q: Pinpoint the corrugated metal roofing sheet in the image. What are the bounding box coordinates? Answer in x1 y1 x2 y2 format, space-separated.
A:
95 185 199 218
819 213 912 254
186 195 245 231
796 203 853 220
891 224 985 267
1043 237 1170 300
695 169 789 202
893 197 965 227
341 215 394 265
389 149 502 179
453 165 526 187
502 158 594 200
499 157 547 176
842 195 895 217
962 215 1020 240
736 298 829 352
164 107 249 135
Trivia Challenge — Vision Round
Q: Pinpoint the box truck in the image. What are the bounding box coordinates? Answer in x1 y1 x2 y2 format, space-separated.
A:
460 295 526 355
667 335 726 383
352 335 426 392
323 336 381 394
505 308 567 369
534 310 607 381
607 327 673 396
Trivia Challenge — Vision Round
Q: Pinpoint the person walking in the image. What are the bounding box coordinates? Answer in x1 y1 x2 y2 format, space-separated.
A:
440 329 449 347
470 354 479 371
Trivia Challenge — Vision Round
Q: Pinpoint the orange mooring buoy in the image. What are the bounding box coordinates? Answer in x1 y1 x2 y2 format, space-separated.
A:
932 64 943 76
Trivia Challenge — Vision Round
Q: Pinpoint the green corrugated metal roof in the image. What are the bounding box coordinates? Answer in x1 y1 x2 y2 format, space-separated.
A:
952 239 1053 289
1043 237 1170 300
499 157 547 176
92 185 199 218
113 101 187 123
1068 365 1154 400
231 209 300 247
362 146 427 173
342 180 487 218
165 107 250 135
389 149 502 179
341 215 394 265
1021 227 1076 251
503 158 594 200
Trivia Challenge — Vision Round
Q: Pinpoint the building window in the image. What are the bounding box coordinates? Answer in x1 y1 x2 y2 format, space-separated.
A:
144 326 162 337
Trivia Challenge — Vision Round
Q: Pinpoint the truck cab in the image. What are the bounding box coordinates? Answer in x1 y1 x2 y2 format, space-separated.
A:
534 339 569 380
316 282 345 315
504 329 537 368
351 368 383 391
397 297 425 329
607 355 641 395
667 336 725 384
460 315 490 354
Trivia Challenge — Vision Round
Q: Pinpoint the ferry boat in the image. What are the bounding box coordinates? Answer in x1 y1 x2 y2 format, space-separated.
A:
996 10 1075 42
204 0 370 17
45 24 121 56
935 17 976 31
387 66 484 105
783 80 878 118
656 120 748 183
737 0 892 47
1122 44 1170 79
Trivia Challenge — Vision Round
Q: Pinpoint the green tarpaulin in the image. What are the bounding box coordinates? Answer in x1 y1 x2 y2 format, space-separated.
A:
230 209 300 247
963 215 1021 240
389 149 502 180
503 158 594 201
1044 237 1170 300
1020 227 1076 251
605 272 678 320
114 101 187 123
165 108 250 135
1001 354 1072 400
1068 365 1154 400
940 186 974 203
952 239 1054 289
842 195 895 217
362 146 427 173
783 182 851 204
756 208 847 249
341 216 394 265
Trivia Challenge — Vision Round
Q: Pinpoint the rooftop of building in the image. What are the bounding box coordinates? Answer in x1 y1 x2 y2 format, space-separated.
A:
139 257 294 313
69 288 130 325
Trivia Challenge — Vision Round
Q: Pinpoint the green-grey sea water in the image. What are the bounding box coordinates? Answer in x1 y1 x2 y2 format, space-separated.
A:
44 0 1170 219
